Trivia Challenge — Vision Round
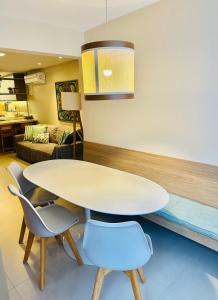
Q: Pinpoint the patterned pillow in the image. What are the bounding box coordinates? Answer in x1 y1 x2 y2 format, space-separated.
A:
32 125 47 137
55 128 65 145
62 128 73 144
47 126 58 143
55 127 73 145
32 133 49 144
24 124 47 141
24 125 34 141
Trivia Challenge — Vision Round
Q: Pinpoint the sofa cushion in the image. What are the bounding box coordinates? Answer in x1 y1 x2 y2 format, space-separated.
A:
55 126 73 145
24 124 47 141
32 133 49 144
24 125 33 141
47 125 58 143
156 194 218 240
17 141 55 155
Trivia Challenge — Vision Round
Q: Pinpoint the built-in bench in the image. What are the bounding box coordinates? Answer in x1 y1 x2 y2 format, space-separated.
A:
84 141 218 252
145 194 218 251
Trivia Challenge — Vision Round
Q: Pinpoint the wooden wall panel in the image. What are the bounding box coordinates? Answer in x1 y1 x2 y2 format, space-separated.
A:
84 142 218 208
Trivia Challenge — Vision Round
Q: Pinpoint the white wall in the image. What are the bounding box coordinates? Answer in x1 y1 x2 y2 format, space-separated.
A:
0 15 83 56
83 0 218 166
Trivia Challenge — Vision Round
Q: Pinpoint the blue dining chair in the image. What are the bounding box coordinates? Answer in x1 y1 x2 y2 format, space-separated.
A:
7 162 58 244
83 219 153 300
8 184 83 290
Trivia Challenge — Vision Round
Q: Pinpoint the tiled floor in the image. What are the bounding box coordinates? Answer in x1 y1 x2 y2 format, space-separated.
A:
0 153 217 300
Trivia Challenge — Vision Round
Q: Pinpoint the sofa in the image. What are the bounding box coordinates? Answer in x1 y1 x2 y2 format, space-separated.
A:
14 125 83 163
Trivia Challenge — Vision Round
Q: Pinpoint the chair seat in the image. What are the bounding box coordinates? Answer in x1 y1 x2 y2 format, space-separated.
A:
25 187 58 206
37 205 79 235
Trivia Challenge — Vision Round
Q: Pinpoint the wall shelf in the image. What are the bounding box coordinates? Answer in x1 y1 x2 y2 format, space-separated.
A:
0 73 27 101
0 93 27 95
0 77 24 81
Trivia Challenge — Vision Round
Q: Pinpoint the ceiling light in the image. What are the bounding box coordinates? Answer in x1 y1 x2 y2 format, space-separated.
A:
103 69 112 77
58 56 63 59
37 62 42 66
81 0 134 101
0 52 6 57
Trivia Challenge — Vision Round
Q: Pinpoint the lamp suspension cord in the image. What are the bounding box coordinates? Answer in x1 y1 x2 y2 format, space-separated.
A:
105 0 108 24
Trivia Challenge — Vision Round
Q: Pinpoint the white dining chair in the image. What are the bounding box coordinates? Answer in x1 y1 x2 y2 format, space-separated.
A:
7 162 58 244
83 219 153 300
8 184 83 290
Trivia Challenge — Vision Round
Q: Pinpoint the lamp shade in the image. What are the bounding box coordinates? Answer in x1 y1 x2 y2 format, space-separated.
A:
61 92 81 110
81 40 134 100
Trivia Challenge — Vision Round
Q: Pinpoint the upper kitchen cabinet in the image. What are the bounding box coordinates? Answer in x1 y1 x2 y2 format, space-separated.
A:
0 73 27 101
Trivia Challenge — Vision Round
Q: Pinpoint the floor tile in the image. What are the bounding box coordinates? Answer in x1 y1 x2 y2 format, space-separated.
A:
9 288 21 300
157 268 218 300
0 154 217 300
6 277 14 290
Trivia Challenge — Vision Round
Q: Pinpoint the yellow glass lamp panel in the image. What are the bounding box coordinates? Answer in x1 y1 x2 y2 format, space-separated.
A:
81 50 96 94
98 48 134 94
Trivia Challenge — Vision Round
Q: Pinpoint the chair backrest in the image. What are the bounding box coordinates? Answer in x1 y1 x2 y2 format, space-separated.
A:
8 184 53 237
83 220 152 271
7 162 35 195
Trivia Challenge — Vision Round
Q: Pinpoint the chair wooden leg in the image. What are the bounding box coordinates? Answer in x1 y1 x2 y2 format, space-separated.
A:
129 270 142 300
63 230 83 265
40 237 47 290
137 267 146 283
19 218 26 244
92 268 111 300
23 231 34 264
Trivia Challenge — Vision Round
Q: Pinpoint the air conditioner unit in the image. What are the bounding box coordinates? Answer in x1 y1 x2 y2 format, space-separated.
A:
24 72 46 85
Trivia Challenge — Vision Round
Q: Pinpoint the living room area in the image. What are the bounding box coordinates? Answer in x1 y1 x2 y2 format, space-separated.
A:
0 1 217 300
0 51 83 162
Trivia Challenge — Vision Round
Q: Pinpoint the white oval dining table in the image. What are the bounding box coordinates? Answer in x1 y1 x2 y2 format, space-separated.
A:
24 159 169 264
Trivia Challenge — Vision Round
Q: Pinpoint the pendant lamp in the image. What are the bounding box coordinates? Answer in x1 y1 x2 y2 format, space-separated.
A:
81 1 134 100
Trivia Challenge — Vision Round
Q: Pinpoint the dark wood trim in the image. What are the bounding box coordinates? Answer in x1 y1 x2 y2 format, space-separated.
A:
85 93 134 101
84 141 218 208
81 40 134 51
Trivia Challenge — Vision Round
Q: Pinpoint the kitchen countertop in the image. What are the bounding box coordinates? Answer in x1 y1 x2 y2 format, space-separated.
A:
0 118 37 125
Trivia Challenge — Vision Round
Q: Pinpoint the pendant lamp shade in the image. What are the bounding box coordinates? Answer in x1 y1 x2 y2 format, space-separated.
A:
81 40 134 100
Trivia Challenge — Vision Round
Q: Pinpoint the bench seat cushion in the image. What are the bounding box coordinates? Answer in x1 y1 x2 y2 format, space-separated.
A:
156 194 218 240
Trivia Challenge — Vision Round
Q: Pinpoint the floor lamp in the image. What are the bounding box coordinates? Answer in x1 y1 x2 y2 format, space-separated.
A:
61 92 83 159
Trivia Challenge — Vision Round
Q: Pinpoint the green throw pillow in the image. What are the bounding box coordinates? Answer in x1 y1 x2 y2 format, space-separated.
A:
32 125 47 137
56 128 73 145
32 133 49 144
24 125 33 141
61 128 73 144
24 125 47 141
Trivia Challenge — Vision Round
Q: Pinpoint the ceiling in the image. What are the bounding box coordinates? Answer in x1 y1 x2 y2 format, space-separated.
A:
0 50 74 73
0 0 159 31
0 0 159 73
